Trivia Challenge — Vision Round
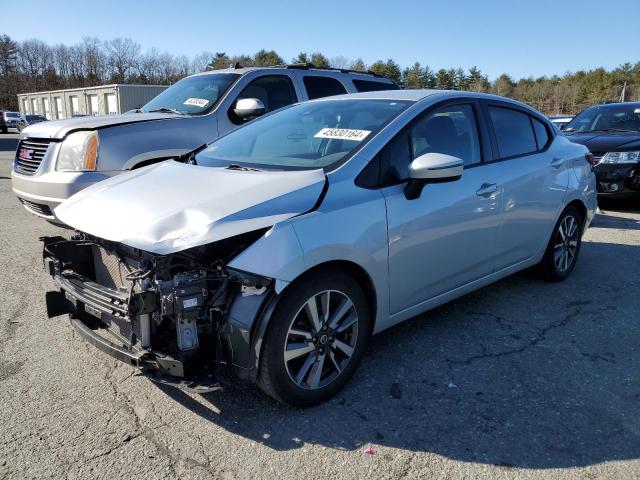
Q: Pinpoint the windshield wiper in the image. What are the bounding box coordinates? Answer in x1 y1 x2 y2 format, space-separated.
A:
226 163 263 172
148 107 185 115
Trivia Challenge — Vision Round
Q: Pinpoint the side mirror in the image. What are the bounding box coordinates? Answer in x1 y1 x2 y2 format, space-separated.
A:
404 152 464 200
233 98 266 121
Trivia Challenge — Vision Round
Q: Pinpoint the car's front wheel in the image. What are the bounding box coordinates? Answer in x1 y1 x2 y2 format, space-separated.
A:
258 268 370 406
539 205 583 281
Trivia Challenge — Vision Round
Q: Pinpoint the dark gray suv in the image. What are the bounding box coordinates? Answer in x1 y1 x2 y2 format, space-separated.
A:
11 64 398 223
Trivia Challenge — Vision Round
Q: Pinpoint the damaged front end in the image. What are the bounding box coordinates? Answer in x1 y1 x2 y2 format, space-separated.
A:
42 231 274 392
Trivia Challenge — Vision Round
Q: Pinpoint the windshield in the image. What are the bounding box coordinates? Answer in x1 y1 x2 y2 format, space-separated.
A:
195 99 411 171
564 104 640 133
141 73 240 115
6 112 19 118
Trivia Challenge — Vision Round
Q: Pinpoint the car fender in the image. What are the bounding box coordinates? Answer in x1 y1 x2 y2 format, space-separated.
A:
227 180 389 375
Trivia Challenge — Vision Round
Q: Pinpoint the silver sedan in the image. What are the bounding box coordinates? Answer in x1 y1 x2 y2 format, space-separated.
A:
43 90 597 406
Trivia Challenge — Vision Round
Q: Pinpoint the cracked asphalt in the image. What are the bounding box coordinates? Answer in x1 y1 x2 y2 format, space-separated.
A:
1 133 639 479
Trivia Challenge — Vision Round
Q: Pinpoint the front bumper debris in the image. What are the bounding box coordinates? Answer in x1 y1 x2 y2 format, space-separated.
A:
42 236 224 393
594 162 640 196
41 234 275 390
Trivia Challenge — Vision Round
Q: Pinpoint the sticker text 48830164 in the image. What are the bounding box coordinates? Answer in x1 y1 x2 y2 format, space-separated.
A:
314 128 371 141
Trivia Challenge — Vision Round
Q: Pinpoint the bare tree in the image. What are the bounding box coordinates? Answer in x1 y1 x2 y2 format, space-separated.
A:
82 37 107 85
106 38 140 83
191 52 214 73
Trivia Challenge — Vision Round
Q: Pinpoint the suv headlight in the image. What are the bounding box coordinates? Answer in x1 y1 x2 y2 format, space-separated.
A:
599 151 640 164
56 131 99 171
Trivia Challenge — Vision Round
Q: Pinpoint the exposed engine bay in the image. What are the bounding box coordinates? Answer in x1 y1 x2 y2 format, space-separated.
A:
42 230 273 391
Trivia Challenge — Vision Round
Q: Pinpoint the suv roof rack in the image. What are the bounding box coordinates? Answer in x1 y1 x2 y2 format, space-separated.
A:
276 63 393 81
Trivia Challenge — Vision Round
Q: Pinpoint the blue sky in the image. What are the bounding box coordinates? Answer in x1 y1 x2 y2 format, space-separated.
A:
2 0 639 79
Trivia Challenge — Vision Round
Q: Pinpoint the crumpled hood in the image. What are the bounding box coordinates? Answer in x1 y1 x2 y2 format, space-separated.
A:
55 161 326 254
566 132 640 152
22 112 181 139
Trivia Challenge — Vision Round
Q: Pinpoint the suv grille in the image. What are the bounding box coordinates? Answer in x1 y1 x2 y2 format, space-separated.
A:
14 138 52 175
19 198 53 217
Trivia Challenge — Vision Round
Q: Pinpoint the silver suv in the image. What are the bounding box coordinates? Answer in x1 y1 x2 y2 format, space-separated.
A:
1 111 27 133
11 64 398 222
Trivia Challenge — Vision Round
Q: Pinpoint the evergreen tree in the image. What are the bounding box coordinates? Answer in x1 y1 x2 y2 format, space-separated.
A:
310 52 330 68
349 58 367 72
252 49 284 67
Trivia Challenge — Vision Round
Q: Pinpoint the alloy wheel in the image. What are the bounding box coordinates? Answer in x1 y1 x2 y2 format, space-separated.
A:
554 215 579 273
283 290 359 390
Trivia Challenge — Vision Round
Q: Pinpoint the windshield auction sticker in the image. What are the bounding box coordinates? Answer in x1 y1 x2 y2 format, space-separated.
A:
184 98 210 108
314 128 371 141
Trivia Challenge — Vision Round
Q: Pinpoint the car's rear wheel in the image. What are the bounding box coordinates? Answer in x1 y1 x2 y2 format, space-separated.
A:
258 268 370 406
539 206 583 281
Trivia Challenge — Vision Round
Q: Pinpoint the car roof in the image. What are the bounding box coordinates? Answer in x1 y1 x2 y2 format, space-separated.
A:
591 101 640 109
191 65 397 83
306 89 539 105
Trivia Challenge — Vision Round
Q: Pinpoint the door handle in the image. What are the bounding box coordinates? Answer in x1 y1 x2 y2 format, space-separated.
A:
476 183 499 198
551 157 564 168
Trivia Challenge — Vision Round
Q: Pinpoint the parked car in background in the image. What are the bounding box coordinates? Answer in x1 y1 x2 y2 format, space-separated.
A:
548 114 574 130
42 90 596 406
1 111 27 133
25 114 48 125
563 101 640 197
12 64 398 223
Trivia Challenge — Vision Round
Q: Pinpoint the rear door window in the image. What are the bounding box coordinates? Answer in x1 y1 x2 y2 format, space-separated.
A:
353 79 399 92
303 76 347 100
532 117 550 150
488 106 537 158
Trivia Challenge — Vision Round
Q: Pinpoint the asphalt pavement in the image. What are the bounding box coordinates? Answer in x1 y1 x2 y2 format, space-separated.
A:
1 133 639 479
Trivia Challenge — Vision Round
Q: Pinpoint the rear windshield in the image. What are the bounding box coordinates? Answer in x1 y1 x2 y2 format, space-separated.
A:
195 99 410 171
141 73 240 115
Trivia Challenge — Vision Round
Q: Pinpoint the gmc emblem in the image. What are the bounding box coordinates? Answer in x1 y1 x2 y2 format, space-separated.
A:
18 148 34 160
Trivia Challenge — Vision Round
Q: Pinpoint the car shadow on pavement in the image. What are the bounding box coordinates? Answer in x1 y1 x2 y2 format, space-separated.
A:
154 239 640 469
592 213 640 230
598 198 640 214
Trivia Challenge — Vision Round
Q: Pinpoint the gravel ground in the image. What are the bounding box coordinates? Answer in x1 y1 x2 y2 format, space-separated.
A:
1 133 639 479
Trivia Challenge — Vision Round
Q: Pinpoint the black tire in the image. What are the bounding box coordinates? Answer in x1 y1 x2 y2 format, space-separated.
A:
258 268 371 406
538 206 583 281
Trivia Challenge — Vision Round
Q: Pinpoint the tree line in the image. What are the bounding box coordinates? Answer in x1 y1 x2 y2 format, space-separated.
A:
1 34 638 115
